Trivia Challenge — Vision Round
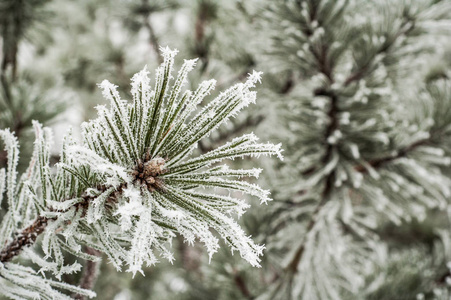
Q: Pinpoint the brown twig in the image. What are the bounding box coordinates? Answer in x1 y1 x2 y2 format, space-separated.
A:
0 216 50 263
144 17 162 64
233 268 253 299
279 72 295 95
0 183 121 264
194 2 212 74
354 138 430 173
1 15 19 81
140 0 163 64
285 169 335 273
178 237 202 274
73 247 102 300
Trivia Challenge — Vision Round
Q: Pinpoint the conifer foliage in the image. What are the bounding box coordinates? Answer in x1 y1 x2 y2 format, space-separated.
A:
261 0 451 299
0 47 282 299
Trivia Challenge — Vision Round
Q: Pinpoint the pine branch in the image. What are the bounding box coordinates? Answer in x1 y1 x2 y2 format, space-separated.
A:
232 268 253 299
0 50 282 299
0 216 49 263
303 17 417 176
285 173 334 273
194 1 214 73
354 138 430 173
289 137 433 272
279 71 295 95
288 106 429 274
265 1 451 298
343 19 415 87
73 247 102 300
285 66 339 274
0 184 117 263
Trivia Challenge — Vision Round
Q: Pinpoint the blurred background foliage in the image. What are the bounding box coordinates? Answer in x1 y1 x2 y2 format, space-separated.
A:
1 0 451 299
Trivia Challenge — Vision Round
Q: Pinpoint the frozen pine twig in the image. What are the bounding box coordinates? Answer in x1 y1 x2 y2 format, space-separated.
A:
0 47 282 299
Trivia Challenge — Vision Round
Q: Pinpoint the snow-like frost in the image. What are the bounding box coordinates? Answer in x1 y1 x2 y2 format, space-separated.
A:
0 46 283 299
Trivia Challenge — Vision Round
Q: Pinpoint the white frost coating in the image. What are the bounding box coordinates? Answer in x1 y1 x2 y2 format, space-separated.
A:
122 185 142 202
0 47 282 298
0 130 19 220
131 65 150 96
86 188 115 224
0 165 6 209
349 144 360 159
66 145 132 184
159 45 179 60
98 80 119 104
247 70 263 85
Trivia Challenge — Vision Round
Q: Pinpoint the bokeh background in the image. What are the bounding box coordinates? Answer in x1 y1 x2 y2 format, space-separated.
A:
1 0 451 299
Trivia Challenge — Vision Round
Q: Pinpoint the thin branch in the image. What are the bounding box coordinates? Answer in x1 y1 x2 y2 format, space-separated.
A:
0 184 121 263
279 71 295 95
140 0 162 65
285 169 334 273
343 21 415 87
143 17 162 64
354 138 430 173
285 84 339 274
282 4 340 269
232 268 253 299
73 247 102 300
1 17 19 81
0 216 50 263
194 2 211 74
178 237 202 273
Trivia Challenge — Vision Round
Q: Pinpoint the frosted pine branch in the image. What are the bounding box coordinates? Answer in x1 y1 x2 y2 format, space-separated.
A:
263 0 451 299
0 216 49 263
0 47 282 299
